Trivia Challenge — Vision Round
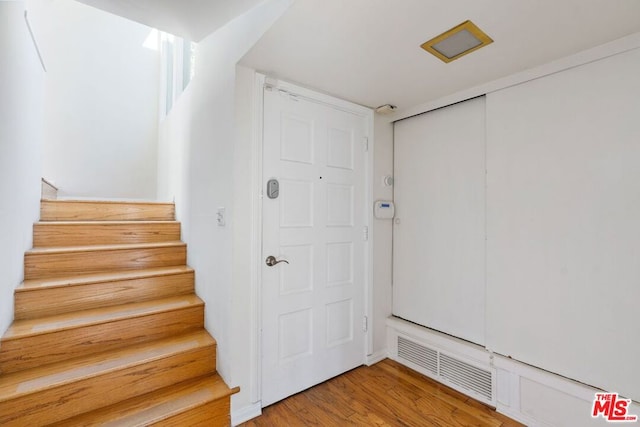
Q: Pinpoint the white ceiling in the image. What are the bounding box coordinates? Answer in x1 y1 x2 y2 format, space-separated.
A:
74 0 264 41
240 0 640 110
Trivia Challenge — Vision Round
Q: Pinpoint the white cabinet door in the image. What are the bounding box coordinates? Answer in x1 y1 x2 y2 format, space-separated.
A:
261 88 367 406
393 96 486 345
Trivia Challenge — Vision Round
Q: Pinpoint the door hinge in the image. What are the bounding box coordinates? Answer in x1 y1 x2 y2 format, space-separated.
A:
363 137 369 152
363 316 368 332
363 226 369 241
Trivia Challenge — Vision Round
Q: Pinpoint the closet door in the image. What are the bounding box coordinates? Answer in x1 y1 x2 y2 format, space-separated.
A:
393 97 486 345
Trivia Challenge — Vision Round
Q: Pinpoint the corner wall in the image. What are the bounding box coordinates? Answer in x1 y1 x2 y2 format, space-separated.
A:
370 116 394 360
155 0 293 420
0 1 45 336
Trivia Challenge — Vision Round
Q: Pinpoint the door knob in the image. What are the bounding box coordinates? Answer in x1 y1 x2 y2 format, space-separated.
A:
266 255 289 267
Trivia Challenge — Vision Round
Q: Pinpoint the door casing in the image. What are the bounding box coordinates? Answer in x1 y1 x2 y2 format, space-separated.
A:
248 73 374 405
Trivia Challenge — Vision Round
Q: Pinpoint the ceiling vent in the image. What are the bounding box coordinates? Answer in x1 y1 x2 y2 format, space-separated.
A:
421 20 493 63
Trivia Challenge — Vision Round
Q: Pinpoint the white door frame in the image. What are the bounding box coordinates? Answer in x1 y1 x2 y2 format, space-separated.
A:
248 72 374 405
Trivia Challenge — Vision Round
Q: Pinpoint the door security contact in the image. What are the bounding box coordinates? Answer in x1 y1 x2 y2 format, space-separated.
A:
374 200 395 219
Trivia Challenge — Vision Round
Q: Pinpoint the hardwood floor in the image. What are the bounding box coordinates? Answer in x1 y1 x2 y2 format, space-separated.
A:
243 359 525 427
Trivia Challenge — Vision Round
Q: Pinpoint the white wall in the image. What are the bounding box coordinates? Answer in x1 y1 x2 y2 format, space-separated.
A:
371 116 394 359
36 0 159 199
155 0 293 420
0 0 45 336
230 64 258 415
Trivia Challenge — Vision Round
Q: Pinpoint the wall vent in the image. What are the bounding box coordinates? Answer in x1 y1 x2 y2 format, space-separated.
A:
396 335 494 405
440 353 493 401
398 336 437 375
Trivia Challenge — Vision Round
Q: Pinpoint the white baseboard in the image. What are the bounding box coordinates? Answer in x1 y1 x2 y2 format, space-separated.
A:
387 316 640 427
231 401 262 426
366 349 388 366
494 356 640 427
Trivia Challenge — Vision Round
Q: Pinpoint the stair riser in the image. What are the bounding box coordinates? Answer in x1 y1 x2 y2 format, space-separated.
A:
0 305 204 374
15 271 195 320
151 399 231 426
40 200 175 221
33 222 181 247
24 246 187 279
0 345 216 426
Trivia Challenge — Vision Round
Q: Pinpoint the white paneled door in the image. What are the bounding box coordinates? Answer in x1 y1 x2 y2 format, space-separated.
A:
261 87 367 407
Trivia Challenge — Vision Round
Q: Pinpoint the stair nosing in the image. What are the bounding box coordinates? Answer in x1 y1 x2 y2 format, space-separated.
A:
102 390 214 426
17 266 195 292
51 374 235 427
41 200 174 206
34 220 180 226
95 375 234 426
0 330 215 402
26 241 186 255
3 295 204 341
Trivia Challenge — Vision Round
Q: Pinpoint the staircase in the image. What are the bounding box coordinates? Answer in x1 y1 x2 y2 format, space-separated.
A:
0 200 238 426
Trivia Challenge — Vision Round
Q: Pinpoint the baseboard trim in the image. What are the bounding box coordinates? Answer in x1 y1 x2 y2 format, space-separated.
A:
231 401 262 426
366 349 388 366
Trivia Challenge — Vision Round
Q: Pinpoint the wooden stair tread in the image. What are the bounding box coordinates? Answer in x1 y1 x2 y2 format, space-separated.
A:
50 374 239 426
26 241 186 255
0 330 215 401
14 266 195 321
18 266 194 290
3 295 203 340
24 242 187 281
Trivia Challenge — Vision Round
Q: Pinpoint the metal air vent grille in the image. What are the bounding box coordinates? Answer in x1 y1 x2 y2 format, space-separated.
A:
396 334 494 405
440 353 493 401
398 336 437 376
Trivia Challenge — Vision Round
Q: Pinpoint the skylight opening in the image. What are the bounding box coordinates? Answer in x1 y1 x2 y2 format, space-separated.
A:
142 29 159 51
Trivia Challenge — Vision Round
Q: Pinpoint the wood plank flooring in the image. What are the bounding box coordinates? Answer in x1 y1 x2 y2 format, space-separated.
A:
243 359 524 427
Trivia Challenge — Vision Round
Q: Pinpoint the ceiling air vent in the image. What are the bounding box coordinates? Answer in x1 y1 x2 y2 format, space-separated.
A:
421 20 493 63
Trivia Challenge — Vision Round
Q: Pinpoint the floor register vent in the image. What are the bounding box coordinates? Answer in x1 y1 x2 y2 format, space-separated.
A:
397 335 494 405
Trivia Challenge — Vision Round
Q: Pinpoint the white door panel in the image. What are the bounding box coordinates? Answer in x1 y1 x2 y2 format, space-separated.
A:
262 89 367 406
393 97 486 346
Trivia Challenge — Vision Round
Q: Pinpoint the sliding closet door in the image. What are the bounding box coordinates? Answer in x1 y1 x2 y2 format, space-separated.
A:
485 48 640 401
393 97 486 345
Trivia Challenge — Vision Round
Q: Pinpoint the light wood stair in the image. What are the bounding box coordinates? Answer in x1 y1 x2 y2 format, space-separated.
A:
0 200 238 426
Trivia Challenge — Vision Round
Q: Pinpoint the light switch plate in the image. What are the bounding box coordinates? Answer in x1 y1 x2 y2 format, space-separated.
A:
216 207 226 227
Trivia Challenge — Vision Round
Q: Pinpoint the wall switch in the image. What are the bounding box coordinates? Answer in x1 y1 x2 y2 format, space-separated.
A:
216 207 226 227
